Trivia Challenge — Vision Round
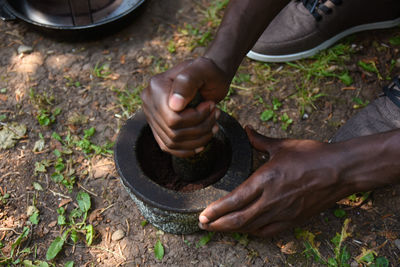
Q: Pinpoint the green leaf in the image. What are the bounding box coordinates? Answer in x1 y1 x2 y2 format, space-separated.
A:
85 225 94 246
140 220 148 227
52 132 63 142
231 232 249 246
389 36 400 45
29 211 40 225
51 173 64 183
84 127 96 139
57 207 65 215
53 149 62 158
260 109 274 121
11 227 30 253
54 162 65 172
65 261 74 267
76 191 91 212
70 229 78 244
46 236 65 260
334 208 346 218
154 239 164 261
69 208 83 220
53 107 62 116
360 252 375 263
22 260 49 267
327 257 338 267
57 215 66 226
32 182 43 191
340 245 351 264
339 73 353 86
372 257 389 267
272 98 282 110
197 232 214 247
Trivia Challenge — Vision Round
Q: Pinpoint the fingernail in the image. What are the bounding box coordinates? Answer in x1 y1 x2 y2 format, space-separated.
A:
198 222 205 229
199 215 209 224
215 109 221 120
169 93 185 111
195 147 204 154
212 125 219 135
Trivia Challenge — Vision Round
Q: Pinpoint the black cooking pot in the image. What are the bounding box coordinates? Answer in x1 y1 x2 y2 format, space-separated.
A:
0 0 145 30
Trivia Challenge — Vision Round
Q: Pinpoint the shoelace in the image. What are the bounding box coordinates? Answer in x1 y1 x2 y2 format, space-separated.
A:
383 76 400 108
301 0 343 21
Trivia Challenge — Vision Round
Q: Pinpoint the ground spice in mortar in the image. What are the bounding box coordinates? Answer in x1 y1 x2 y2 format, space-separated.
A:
136 126 231 192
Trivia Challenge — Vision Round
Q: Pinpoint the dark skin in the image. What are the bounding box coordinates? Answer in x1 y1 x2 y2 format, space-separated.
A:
141 0 400 237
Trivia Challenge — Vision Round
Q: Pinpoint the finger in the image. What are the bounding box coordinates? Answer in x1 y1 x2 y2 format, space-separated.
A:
249 221 293 238
199 199 262 232
169 65 204 111
151 128 197 158
151 108 216 145
199 176 262 224
245 126 285 156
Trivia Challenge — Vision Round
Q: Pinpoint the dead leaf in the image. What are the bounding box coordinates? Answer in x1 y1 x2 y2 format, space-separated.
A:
280 241 297 255
48 220 57 228
58 198 72 208
0 95 8 102
89 208 103 224
120 55 126 64
0 122 27 149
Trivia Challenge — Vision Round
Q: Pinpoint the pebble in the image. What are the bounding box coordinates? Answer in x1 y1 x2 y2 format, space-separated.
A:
111 229 125 241
394 239 400 250
396 58 400 68
18 45 33 54
350 261 358 267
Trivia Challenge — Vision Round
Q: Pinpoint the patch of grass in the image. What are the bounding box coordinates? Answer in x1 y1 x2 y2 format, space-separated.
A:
294 84 327 116
46 191 94 261
112 86 143 119
358 59 383 80
286 43 354 85
93 62 112 79
352 97 369 109
29 88 61 127
0 227 30 265
296 219 389 267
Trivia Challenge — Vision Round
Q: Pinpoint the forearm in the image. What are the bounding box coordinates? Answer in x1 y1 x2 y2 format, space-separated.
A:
335 129 400 192
203 0 289 78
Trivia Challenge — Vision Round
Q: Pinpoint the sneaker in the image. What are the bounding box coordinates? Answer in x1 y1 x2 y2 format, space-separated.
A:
247 0 400 62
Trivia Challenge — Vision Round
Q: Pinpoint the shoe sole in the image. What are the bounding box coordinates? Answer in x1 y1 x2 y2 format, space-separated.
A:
247 17 400 62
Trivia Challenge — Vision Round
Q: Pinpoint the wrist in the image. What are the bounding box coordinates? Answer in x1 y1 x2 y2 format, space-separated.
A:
332 131 400 192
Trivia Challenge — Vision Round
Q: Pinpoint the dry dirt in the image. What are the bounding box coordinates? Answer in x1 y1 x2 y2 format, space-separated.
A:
1 0 400 266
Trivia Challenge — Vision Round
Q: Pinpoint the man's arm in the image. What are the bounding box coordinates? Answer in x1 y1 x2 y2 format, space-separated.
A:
199 127 400 236
141 0 289 157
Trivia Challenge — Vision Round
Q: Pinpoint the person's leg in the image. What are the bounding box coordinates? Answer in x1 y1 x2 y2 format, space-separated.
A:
247 0 400 62
331 77 400 143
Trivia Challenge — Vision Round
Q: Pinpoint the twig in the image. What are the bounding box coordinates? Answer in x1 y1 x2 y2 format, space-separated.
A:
99 204 115 215
230 84 259 91
48 189 71 199
92 246 126 260
126 218 130 236
77 183 98 197
0 172 20 181
0 228 21 235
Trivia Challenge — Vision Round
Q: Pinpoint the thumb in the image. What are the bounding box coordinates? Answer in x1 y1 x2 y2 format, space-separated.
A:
169 67 204 112
245 125 285 156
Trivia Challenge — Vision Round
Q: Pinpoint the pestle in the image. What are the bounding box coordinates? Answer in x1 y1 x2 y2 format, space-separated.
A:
172 93 217 182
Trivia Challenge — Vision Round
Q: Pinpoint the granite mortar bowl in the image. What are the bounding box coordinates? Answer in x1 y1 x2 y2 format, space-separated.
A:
114 109 252 234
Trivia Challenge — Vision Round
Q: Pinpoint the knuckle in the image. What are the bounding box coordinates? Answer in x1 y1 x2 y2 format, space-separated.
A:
230 214 246 229
165 113 180 128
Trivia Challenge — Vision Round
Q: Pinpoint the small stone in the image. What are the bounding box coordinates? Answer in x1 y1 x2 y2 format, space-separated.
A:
350 261 359 267
111 229 125 241
18 45 33 54
302 113 309 120
394 239 400 250
396 58 400 68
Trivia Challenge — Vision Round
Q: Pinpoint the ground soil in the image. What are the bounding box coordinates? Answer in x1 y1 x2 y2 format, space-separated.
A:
1 0 400 266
